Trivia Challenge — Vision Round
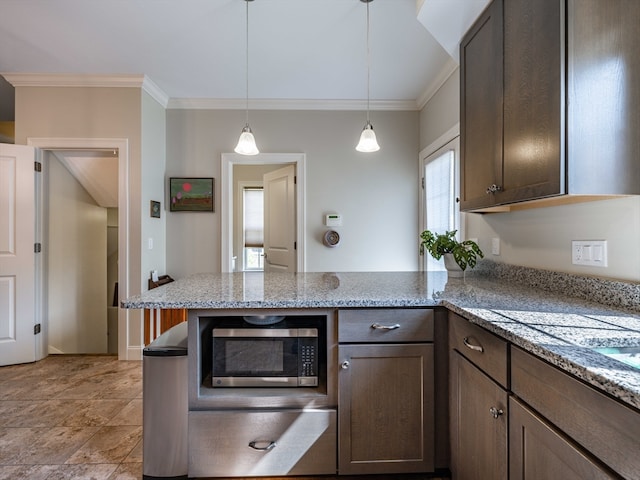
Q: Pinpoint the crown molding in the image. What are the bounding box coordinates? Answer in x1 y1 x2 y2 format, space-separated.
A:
1 73 169 107
140 76 169 107
416 57 459 110
1 73 424 111
167 97 419 111
2 73 145 88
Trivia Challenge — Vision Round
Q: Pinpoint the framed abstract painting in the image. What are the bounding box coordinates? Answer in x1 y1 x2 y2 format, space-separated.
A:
169 177 214 212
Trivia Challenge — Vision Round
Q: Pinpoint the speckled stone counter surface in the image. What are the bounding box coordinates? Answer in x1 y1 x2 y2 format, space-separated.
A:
123 262 640 411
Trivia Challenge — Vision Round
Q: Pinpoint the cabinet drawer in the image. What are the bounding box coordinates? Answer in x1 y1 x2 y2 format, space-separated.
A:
338 309 433 343
511 347 640 479
188 409 336 477
449 313 508 388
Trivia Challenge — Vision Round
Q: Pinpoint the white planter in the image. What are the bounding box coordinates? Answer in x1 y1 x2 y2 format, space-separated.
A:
443 253 464 278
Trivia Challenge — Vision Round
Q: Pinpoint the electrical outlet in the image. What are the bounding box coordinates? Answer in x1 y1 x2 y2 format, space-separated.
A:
572 240 607 267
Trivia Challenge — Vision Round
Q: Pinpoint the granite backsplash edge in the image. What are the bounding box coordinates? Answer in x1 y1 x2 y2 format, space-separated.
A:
471 260 640 313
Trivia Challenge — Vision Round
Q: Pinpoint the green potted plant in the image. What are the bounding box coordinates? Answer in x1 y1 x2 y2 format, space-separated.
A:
419 229 484 276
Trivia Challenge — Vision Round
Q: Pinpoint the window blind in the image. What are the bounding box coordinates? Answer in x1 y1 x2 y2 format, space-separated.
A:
243 188 264 248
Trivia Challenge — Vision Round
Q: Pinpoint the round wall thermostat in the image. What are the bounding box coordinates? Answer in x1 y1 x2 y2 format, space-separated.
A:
323 230 340 247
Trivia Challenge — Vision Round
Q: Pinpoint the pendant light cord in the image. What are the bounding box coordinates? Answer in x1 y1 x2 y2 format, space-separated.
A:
245 0 250 126
365 0 371 124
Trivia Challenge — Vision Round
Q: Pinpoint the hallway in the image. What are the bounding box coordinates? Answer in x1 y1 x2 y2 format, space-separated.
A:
0 355 142 480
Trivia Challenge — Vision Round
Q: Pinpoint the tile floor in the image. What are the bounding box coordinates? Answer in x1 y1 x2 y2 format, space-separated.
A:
0 355 143 480
1 356 450 480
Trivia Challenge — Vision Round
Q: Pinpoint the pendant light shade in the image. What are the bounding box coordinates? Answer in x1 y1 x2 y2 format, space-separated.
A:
235 0 259 156
356 121 379 153
356 0 380 153
235 125 259 155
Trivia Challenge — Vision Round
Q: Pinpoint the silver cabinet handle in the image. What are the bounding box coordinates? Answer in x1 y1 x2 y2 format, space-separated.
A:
486 184 502 194
341 360 350 370
463 336 484 353
248 440 277 451
371 323 400 330
489 407 504 419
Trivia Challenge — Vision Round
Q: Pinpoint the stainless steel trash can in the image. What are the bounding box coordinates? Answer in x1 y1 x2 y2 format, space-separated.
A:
142 321 188 480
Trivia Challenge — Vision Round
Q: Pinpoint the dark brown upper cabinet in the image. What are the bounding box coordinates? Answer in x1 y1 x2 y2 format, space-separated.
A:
460 0 640 212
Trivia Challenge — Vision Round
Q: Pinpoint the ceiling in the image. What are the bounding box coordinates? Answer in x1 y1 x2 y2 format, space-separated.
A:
0 0 489 109
2 0 489 208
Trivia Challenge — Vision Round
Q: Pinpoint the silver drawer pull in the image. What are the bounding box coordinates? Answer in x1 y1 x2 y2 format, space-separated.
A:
341 360 350 370
489 407 504 419
371 323 400 330
463 336 484 353
248 440 277 451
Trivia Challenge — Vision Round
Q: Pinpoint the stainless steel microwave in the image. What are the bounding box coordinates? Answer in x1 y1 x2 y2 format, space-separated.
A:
211 321 319 387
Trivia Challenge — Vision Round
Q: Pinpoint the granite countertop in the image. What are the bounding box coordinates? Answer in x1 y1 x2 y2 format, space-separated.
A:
122 265 640 411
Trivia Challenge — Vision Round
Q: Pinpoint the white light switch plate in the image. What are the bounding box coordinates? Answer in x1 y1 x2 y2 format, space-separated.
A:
572 240 607 267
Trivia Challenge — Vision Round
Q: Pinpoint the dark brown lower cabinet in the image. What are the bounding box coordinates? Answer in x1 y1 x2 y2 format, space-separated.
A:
449 350 508 480
338 343 434 475
509 398 618 479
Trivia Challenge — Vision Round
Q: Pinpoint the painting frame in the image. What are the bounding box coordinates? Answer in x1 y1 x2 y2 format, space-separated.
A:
150 200 161 218
169 177 215 212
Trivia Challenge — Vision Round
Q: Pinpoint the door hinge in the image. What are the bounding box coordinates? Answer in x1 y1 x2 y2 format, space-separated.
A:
34 243 42 253
294 176 297 185
34 323 41 335
294 241 297 250
421 177 425 189
34 161 42 172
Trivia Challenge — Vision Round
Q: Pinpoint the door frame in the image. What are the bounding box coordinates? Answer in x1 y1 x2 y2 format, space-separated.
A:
26 137 130 360
418 123 460 272
221 153 306 273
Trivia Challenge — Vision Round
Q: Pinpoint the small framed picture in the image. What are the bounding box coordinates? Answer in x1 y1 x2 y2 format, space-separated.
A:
150 200 161 218
169 177 215 212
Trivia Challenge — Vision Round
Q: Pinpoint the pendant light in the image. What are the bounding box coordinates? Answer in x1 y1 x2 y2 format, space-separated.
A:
356 0 380 153
235 0 259 155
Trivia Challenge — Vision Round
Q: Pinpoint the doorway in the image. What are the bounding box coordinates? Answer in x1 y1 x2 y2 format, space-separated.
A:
221 153 306 273
27 137 130 360
46 149 118 353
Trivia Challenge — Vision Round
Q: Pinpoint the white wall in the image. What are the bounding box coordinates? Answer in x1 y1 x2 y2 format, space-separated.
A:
420 68 459 150
14 85 150 359
420 68 640 282
48 156 107 353
166 109 420 275
141 91 167 286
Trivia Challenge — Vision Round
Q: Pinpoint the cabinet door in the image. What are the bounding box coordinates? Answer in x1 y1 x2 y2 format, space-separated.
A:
450 351 507 480
460 0 504 210
502 0 564 203
567 0 640 195
509 398 618 480
338 343 434 475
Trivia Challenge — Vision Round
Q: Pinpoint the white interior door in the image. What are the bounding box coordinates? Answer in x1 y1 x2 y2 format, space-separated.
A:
263 165 296 272
0 143 37 366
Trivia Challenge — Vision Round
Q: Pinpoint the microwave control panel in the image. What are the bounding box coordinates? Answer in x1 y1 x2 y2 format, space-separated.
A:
299 337 318 386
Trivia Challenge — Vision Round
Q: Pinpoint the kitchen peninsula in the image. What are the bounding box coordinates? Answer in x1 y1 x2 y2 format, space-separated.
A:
123 265 640 479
